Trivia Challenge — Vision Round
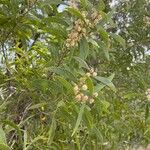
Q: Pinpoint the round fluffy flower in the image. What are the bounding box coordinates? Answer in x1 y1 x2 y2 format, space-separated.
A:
92 72 97 77
146 89 150 101
89 99 94 104
75 94 82 101
82 84 88 90
74 85 79 91
86 72 91 77
93 92 98 98
82 95 88 101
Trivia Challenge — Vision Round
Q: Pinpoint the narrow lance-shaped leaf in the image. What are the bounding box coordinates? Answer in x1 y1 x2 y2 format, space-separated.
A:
94 73 115 92
110 33 126 49
79 37 89 60
98 26 109 43
23 130 27 150
27 102 47 110
26 136 47 150
48 118 57 145
72 103 85 136
0 143 10 150
97 0 105 11
94 74 116 92
56 76 74 94
74 57 90 70
0 126 7 144
66 7 85 21
2 120 23 146
92 126 103 142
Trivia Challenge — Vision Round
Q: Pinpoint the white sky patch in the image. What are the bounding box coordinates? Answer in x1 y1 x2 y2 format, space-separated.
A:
57 4 68 13
110 0 118 8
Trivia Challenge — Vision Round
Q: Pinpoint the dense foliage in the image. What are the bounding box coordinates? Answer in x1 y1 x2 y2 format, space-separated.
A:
0 0 150 149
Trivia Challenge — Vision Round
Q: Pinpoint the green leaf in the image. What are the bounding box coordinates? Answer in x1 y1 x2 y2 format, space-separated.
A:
89 38 100 48
72 104 85 136
79 38 89 60
94 74 115 92
84 106 93 129
41 0 62 5
66 8 85 21
31 79 49 92
97 0 105 11
85 77 94 94
74 57 90 70
94 75 116 92
0 126 7 144
92 126 103 142
23 130 27 150
111 33 126 49
94 83 105 92
80 0 89 8
49 67 76 81
0 101 10 112
0 142 10 150
26 136 47 150
44 16 68 26
2 120 22 147
98 26 109 43
45 27 67 39
98 41 110 61
56 76 74 94
27 103 47 110
48 118 57 145
56 100 65 109
101 100 110 112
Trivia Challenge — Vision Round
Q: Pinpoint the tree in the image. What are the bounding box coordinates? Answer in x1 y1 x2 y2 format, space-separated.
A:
0 0 150 149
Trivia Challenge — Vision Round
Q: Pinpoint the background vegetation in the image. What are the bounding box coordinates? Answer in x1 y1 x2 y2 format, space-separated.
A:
0 0 150 149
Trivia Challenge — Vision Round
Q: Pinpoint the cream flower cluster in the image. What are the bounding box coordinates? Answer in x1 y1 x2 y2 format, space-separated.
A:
146 89 150 101
86 67 98 77
143 16 150 26
65 19 87 48
65 3 102 48
90 9 103 27
73 68 98 104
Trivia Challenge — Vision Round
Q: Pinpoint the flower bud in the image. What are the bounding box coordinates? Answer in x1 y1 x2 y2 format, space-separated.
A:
91 12 97 19
70 41 75 47
41 106 44 111
86 72 91 77
92 72 97 77
74 85 79 91
93 92 98 98
77 26 82 32
82 84 88 90
80 77 86 82
82 95 88 101
90 68 94 73
82 28 86 33
89 99 94 104
66 43 70 47
75 94 82 101
72 32 78 38
147 95 150 101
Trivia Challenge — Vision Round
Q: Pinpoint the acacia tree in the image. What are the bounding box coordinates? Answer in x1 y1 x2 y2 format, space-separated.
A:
0 0 150 150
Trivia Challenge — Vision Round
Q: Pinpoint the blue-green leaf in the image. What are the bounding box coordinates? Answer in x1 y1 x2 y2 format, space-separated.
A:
94 74 116 92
